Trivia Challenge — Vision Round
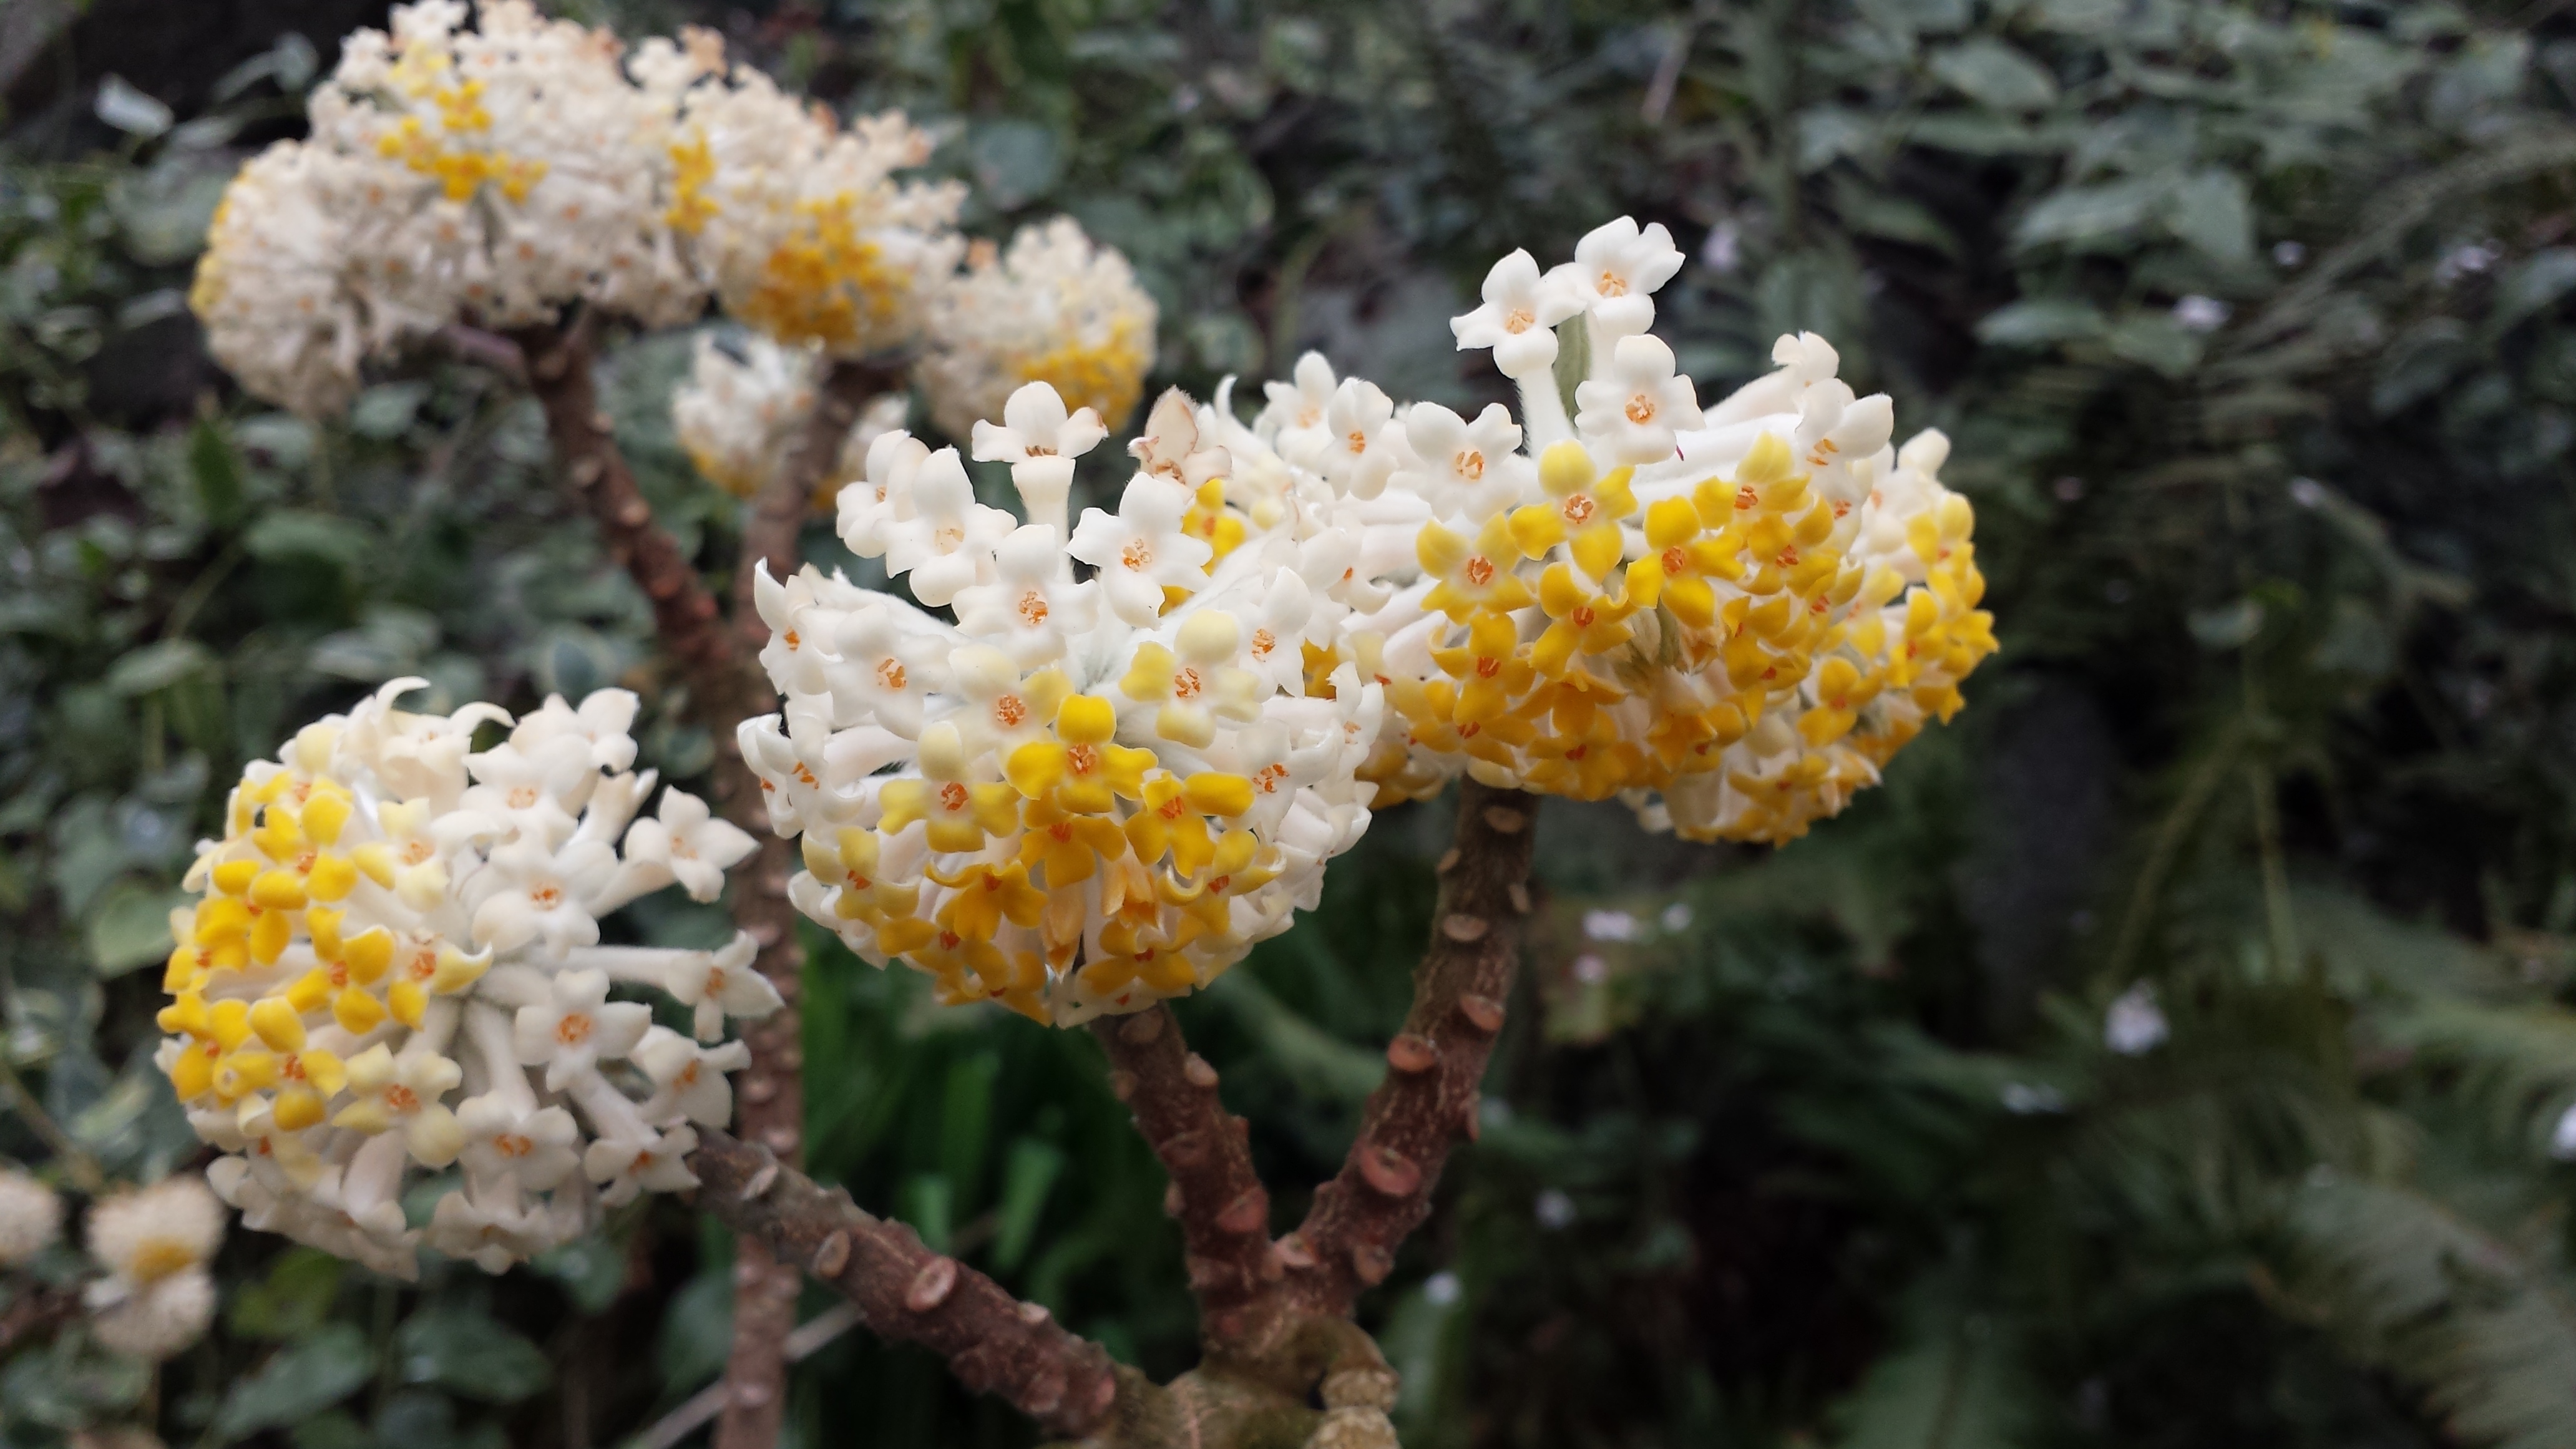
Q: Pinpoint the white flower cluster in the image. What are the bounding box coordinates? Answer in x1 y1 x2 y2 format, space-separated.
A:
158 681 773 1276
190 2 966 416
1202 217 1996 843
672 72 964 358
741 383 1383 1023
920 217 1158 444
192 1 721 414
670 333 907 500
0 1165 63 1267
82 1175 225 1362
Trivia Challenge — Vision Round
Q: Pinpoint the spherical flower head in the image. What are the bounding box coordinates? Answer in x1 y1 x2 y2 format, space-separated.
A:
0 1166 62 1266
82 1173 223 1362
1226 216 1996 844
922 218 1158 441
672 333 820 499
756 385 1386 1024
681 74 965 357
159 680 778 1276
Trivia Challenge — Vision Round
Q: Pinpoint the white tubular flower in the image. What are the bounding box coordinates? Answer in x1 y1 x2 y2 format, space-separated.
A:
882 449 1015 608
756 384 1387 1025
1068 473 1215 626
0 1167 61 1266
660 933 780 1042
157 680 778 1276
1573 334 1697 466
924 218 1157 444
1450 248 1583 379
1205 215 1995 846
622 788 758 901
1553 215 1685 338
82 1174 224 1362
635 1027 753 1126
971 381 1110 539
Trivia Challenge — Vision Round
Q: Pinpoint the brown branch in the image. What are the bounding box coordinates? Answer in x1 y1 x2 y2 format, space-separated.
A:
689 1128 1130 1439
713 356 892 1449
0 1282 77 1357
1090 1005 1283 1358
1279 780 1539 1321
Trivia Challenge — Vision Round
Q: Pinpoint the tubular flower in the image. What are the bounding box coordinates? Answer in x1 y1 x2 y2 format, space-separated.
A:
670 331 907 502
1229 215 1996 844
160 682 774 1279
746 381 1383 1025
922 217 1159 440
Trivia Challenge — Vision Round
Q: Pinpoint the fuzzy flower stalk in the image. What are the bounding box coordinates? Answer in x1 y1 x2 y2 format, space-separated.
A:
1236 216 1997 842
742 382 1384 1022
155 681 771 1277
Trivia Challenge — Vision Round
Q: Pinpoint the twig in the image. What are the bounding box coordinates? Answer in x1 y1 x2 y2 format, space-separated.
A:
713 358 894 1449
1281 780 1539 1321
1090 1005 1282 1357
627 1302 863 1449
0 1055 103 1193
687 1129 1133 1439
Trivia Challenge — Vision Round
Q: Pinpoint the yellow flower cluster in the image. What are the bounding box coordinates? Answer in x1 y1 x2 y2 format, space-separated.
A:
920 217 1159 441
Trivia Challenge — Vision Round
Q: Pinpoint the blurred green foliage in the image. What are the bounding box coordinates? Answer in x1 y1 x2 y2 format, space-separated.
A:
14 1 2576 1447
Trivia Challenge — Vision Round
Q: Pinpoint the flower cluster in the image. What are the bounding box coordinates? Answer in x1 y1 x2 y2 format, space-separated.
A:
1217 217 1995 842
920 218 1159 443
82 1175 225 1361
0 1166 62 1267
192 1 720 414
671 68 963 357
189 2 964 416
741 383 1383 1023
670 332 907 501
157 681 773 1276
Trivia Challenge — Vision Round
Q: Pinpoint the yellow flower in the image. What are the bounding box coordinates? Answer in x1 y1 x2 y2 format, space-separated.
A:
1508 441 1635 560
1416 514 1536 622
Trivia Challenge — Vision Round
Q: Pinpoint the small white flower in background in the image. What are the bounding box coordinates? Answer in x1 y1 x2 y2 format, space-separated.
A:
163 680 778 1276
2104 983 2170 1056
1533 1189 1577 1230
1660 902 1694 933
2272 240 2306 268
1572 954 1611 986
1582 909 1646 943
1422 1270 1463 1307
0 1166 63 1266
2171 295 2230 333
1700 219 1742 275
84 1174 224 1361
2550 1102 2576 1161
2001 1082 2068 1115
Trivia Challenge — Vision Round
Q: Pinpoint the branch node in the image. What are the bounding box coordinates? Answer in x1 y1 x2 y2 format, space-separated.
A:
1216 1188 1269 1236
1436 847 1461 874
1117 1010 1165 1044
1185 1255 1230 1290
1107 1068 1138 1103
1322 1367 1401 1412
1274 1232 1317 1270
1163 1129 1209 1168
590 409 613 434
1385 1033 1440 1074
1481 805 1530 833
568 456 602 488
1182 1052 1219 1088
811 1231 851 1277
1508 881 1533 914
531 347 568 381
1016 1300 1053 1326
905 1257 959 1314
617 498 652 528
1351 1242 1395 1286
741 1160 781 1200
728 1379 773 1410
1458 993 1506 1034
761 1125 799 1154
1359 1145 1422 1198
1440 914 1490 942
1163 1181 1185 1217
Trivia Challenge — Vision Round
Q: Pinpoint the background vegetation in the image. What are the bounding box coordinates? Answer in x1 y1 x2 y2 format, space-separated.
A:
11 1 2576 1446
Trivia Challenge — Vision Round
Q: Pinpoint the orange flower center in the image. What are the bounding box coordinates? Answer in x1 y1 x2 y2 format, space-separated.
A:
994 695 1027 728
1463 555 1495 587
556 1013 592 1045
1624 395 1654 425
1018 591 1049 627
876 658 907 690
939 781 970 811
1121 540 1153 571
1562 495 1596 525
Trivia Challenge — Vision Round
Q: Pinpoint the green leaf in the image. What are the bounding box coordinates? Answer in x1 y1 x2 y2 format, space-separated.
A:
533 1237 627 1315
228 1247 346 1340
2492 248 2576 333
348 383 428 439
393 1307 550 1405
993 1138 1066 1272
2014 178 2167 249
105 638 215 695
0 1334 151 1428
245 509 371 570
1974 299 2105 346
1829 1270 2038 1449
969 120 1062 210
2373 318 2474 414
189 415 246 527
213 1322 373 1442
85 878 186 976
1928 39 2058 111
2106 313 2204 377
2165 168 2255 265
